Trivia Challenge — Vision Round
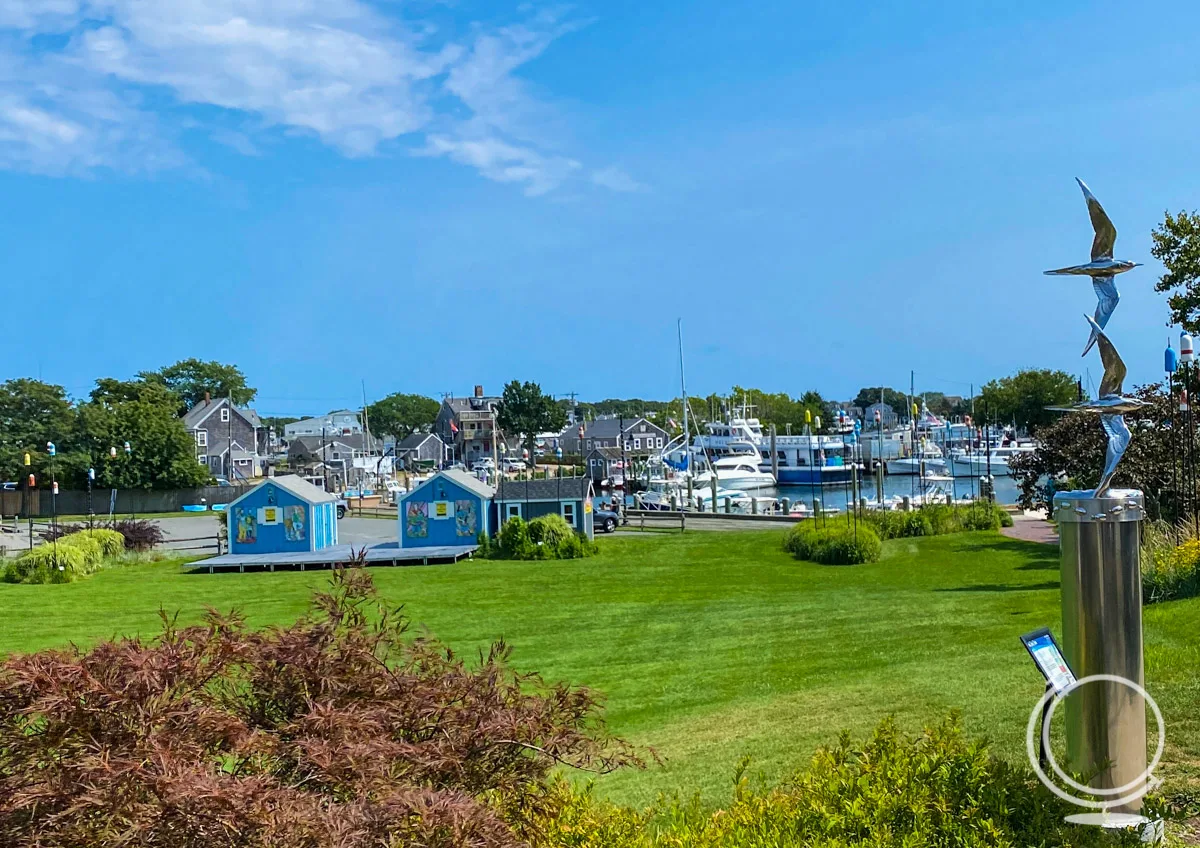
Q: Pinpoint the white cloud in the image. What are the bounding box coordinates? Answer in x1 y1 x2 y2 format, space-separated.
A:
0 0 633 194
591 165 644 193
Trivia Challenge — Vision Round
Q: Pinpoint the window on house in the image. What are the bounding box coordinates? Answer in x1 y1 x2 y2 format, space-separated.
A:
506 504 521 520
561 502 576 527
220 408 230 423
195 430 208 448
624 441 632 452
633 437 641 450
656 437 664 448
587 439 594 450
198 455 207 465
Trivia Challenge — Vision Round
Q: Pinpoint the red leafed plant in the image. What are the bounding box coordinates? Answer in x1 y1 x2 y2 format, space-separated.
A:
0 562 641 847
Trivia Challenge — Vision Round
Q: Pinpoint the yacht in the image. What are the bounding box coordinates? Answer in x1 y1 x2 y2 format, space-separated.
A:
948 444 1035 476
692 417 860 486
693 443 777 490
886 442 947 475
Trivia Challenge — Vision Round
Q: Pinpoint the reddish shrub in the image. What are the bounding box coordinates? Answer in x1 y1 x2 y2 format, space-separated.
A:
0 563 639 847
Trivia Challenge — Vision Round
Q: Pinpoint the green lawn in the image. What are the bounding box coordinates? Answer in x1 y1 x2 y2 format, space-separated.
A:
1 529 1198 807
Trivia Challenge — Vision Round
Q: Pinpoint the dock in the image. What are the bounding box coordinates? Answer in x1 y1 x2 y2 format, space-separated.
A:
190 542 477 573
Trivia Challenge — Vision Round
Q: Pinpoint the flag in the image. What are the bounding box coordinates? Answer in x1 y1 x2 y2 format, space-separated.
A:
450 420 458 434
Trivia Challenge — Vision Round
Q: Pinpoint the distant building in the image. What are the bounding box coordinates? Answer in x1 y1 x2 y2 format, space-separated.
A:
183 396 267 481
561 415 667 458
287 432 387 490
435 386 513 465
284 411 362 439
396 432 446 469
585 446 624 484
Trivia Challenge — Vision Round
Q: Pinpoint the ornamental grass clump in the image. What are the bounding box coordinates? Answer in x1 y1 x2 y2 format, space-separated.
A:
1141 523 1200 604
783 523 881 565
0 563 641 848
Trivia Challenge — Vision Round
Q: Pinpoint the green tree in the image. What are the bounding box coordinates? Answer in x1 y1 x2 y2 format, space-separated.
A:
0 379 79 486
366 393 440 439
853 387 909 416
496 381 567 460
76 379 211 490
140 359 256 410
978 369 1077 433
1152 210 1200 332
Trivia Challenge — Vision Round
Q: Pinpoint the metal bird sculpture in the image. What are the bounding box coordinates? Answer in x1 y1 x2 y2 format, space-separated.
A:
1044 178 1141 356
1049 315 1149 496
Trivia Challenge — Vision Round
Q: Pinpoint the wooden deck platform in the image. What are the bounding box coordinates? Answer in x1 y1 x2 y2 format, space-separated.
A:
190 542 477 573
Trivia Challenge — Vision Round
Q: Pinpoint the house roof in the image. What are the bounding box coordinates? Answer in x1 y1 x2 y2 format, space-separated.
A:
495 476 591 502
585 445 624 460
228 474 339 509
398 432 443 451
289 433 382 454
583 416 662 440
443 396 500 414
183 397 262 430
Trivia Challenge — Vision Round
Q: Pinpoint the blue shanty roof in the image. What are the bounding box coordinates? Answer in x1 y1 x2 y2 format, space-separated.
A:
229 475 339 509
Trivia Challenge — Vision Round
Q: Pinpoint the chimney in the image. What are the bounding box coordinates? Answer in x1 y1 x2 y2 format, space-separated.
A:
204 391 211 405
474 385 484 398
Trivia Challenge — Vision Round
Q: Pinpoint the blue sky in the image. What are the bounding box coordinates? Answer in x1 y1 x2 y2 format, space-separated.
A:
1 0 1197 415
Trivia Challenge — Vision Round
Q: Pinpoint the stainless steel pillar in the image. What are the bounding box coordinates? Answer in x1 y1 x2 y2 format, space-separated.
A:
1053 489 1146 814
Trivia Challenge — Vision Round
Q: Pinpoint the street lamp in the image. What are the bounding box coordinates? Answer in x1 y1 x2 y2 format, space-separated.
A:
87 467 96 530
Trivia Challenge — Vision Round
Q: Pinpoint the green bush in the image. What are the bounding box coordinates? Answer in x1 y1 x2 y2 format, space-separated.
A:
530 715 1123 848
489 516 597 561
862 503 1010 540
497 516 536 560
528 513 574 549
5 544 89 584
783 523 881 565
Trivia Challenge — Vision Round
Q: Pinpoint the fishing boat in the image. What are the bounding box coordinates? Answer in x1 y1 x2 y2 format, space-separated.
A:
692 417 860 486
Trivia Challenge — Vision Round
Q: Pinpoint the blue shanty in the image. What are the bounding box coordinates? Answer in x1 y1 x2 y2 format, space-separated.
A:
226 475 339 555
398 469 494 548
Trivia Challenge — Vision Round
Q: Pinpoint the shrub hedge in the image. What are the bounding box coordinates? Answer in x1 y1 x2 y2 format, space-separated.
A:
4 544 89 584
4 528 127 585
783 523 882 565
484 516 597 561
863 503 1011 540
529 715 1134 848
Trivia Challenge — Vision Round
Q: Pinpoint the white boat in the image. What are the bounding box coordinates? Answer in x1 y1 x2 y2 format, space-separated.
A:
887 443 947 475
692 417 860 486
949 444 1035 476
695 451 777 491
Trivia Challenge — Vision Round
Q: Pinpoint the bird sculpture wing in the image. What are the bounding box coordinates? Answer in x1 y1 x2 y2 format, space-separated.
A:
1095 412 1131 497
1082 276 1120 356
1077 178 1116 261
1085 314 1126 397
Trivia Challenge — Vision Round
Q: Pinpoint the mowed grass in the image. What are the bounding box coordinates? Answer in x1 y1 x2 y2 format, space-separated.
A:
1 529 1199 807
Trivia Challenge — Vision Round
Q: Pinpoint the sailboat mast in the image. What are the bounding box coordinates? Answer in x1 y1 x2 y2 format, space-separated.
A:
678 319 688 446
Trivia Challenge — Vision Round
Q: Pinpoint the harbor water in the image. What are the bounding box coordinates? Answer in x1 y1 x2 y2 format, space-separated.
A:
771 471 1021 507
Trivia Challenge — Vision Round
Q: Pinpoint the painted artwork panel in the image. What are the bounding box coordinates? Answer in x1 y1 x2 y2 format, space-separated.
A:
283 505 307 542
455 499 477 537
406 501 429 538
235 507 257 544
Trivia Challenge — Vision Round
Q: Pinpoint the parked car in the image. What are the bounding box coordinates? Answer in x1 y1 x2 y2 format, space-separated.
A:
501 458 526 472
213 476 233 487
471 458 495 473
445 461 467 472
594 505 620 533
335 496 348 519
